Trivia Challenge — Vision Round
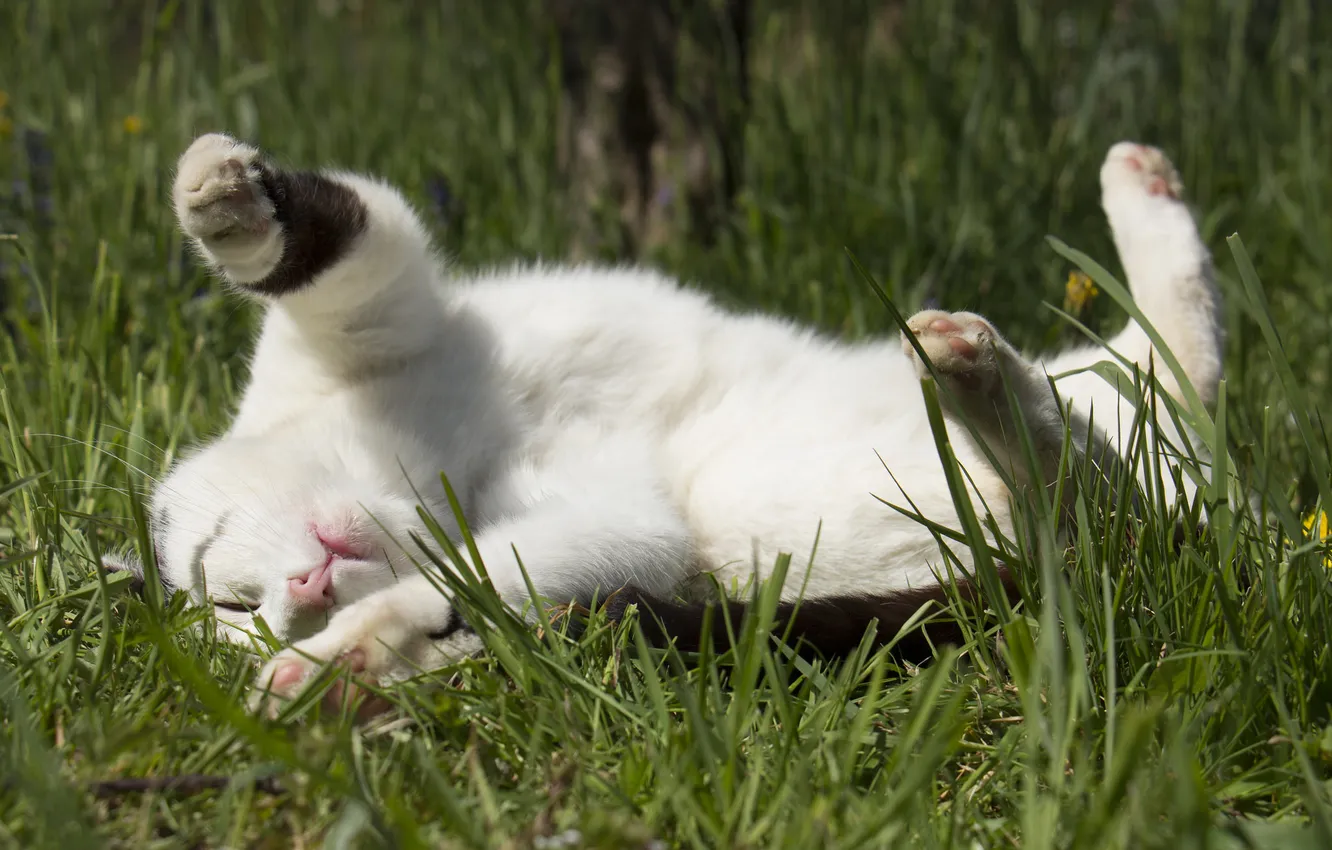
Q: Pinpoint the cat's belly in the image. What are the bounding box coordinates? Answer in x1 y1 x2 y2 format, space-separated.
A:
658 350 1014 596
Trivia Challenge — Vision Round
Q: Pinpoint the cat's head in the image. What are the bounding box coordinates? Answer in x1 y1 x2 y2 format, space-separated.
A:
105 432 441 644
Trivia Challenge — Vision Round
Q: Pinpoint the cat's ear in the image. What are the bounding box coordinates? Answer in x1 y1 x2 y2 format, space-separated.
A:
100 553 147 595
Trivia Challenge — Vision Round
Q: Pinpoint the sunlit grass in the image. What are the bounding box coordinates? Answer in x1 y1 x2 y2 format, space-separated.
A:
2 1 1331 847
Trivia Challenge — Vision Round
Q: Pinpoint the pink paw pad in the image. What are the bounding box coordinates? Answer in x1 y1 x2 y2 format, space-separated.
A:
924 317 984 360
903 311 994 374
1105 142 1183 200
947 336 978 360
267 661 309 694
341 647 367 673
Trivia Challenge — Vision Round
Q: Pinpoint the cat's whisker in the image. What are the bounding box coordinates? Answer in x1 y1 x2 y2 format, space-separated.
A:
27 432 172 468
222 477 299 544
87 425 177 459
26 435 172 489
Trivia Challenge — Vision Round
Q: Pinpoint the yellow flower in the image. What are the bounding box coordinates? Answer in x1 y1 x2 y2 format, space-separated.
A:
122 115 143 135
1305 509 1332 568
1064 271 1099 314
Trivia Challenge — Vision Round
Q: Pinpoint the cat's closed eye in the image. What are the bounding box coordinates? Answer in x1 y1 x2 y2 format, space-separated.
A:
214 599 257 613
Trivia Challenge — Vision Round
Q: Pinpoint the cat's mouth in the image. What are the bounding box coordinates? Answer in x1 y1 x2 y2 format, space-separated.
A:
314 527 369 562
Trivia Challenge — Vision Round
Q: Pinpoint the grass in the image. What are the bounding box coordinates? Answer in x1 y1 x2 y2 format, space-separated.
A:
3 0 1332 846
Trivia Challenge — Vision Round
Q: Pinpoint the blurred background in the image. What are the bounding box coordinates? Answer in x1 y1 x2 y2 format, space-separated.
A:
1 0 1329 496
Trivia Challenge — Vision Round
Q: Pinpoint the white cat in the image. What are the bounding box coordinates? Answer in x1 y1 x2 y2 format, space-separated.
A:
105 134 1222 710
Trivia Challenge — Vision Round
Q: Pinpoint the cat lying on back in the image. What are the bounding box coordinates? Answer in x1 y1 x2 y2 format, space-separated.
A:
106 133 1222 711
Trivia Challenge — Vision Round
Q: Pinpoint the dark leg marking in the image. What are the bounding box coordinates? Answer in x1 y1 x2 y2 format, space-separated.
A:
426 608 470 642
245 165 369 297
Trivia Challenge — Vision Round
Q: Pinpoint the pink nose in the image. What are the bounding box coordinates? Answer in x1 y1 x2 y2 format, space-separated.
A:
288 559 335 609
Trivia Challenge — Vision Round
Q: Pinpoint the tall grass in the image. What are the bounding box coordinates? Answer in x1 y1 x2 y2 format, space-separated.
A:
2 1 1331 847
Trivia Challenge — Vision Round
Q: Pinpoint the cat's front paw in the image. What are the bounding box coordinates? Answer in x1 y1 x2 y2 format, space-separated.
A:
248 589 464 719
250 641 390 721
1100 142 1183 201
249 595 400 718
174 133 275 242
902 310 1002 392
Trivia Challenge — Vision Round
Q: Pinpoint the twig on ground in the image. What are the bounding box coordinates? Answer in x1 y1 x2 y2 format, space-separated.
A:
88 773 285 798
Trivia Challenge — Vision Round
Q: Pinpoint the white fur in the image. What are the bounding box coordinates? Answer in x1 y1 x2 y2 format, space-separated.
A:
140 135 1222 708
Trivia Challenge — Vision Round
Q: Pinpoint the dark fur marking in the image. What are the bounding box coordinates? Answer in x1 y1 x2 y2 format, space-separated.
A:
101 555 147 595
603 570 1017 664
151 506 171 542
247 165 368 297
426 608 468 642
101 505 178 597
182 511 233 601
155 550 178 597
149 506 176 596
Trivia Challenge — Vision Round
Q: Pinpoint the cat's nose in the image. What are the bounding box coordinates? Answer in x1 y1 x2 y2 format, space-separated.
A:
288 559 335 609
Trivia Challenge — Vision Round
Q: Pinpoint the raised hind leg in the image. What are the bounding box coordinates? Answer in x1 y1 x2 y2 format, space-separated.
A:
1046 143 1223 409
901 309 1105 492
1039 143 1222 507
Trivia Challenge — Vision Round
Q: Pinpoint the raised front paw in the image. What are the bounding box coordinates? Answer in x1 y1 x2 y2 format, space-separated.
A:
902 309 1002 392
174 133 277 247
1101 142 1183 201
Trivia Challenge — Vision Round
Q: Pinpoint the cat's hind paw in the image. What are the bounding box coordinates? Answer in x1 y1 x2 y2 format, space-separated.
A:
902 310 1002 393
1100 142 1183 201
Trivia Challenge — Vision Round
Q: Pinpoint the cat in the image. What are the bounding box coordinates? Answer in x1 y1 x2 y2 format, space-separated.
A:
104 133 1222 712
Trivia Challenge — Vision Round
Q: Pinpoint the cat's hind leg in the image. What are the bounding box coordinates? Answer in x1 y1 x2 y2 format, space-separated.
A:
902 309 1099 489
1047 143 1222 408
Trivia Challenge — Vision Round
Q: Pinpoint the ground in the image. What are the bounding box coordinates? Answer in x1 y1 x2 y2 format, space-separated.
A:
2 1 1332 848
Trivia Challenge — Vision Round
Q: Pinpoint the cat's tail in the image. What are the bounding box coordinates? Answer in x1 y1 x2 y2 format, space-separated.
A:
600 571 1016 662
